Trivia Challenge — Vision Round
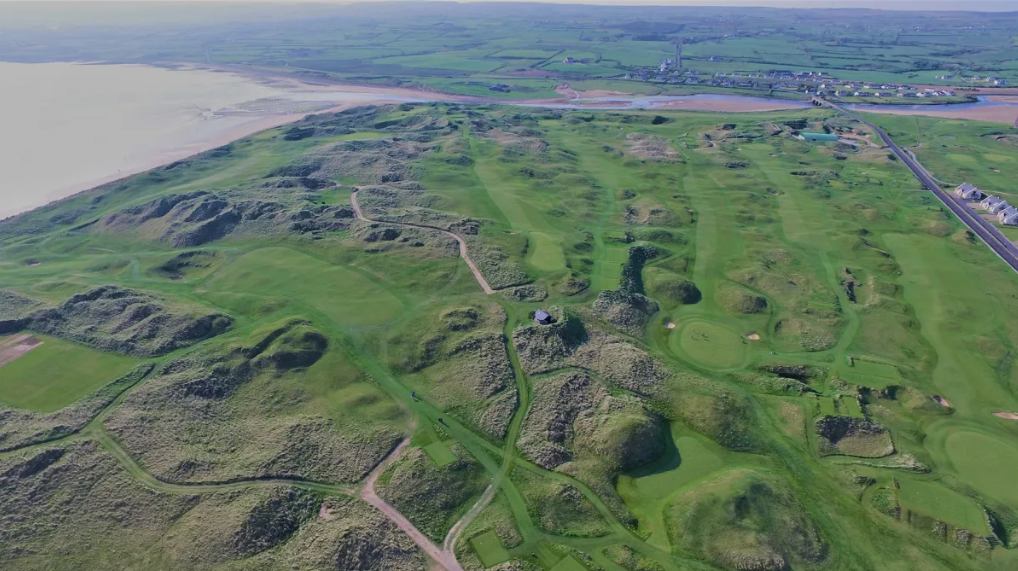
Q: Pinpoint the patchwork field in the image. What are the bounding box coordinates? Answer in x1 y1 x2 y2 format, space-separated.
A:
2 102 1018 571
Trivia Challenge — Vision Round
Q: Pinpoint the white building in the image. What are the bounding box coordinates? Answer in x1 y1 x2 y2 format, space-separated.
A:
998 206 1018 225
981 195 1008 213
955 182 983 200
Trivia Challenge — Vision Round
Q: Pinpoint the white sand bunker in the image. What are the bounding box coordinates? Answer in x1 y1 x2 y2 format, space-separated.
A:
993 412 1018 420
933 395 952 408
746 333 760 340
665 322 676 329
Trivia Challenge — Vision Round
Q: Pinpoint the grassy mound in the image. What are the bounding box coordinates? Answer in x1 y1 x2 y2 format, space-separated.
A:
377 445 489 542
387 302 517 440
675 387 759 452
717 285 769 315
26 285 233 357
666 470 827 571
592 290 659 336
105 319 405 484
148 250 224 280
512 467 612 537
815 415 895 458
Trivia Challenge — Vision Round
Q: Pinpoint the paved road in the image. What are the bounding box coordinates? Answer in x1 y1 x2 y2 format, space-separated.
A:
819 99 1018 275
350 189 495 294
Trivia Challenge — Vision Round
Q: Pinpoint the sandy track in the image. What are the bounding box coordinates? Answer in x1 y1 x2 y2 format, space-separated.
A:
361 439 465 571
349 189 494 294
0 334 43 367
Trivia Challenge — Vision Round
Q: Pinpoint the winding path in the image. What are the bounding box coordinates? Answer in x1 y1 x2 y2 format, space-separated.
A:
349 189 495 294
361 439 465 571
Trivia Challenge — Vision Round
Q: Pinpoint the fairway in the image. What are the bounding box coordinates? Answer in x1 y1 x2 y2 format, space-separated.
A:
423 441 457 468
470 530 510 568
944 431 1018 508
670 319 749 370
896 479 993 535
204 247 403 327
0 334 138 412
528 232 567 272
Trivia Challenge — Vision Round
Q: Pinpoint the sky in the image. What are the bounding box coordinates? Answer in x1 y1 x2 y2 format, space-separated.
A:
0 0 1014 9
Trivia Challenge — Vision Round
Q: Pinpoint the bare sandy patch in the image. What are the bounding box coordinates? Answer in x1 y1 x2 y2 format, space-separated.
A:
993 412 1018 420
746 333 761 340
625 133 679 161
0 334 44 367
665 321 676 329
932 395 952 408
861 105 1018 125
652 98 802 113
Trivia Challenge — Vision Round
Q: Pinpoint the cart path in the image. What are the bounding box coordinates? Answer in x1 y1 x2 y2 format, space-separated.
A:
443 484 496 555
350 189 495 294
361 439 465 571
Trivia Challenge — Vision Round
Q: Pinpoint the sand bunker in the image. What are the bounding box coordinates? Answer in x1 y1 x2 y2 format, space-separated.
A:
932 395 953 408
665 322 676 329
993 412 1018 420
746 333 761 340
0 334 44 367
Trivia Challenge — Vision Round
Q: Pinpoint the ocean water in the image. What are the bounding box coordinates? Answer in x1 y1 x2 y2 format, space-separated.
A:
0 62 414 219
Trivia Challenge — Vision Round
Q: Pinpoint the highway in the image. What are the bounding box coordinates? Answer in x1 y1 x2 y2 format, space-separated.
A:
817 99 1018 275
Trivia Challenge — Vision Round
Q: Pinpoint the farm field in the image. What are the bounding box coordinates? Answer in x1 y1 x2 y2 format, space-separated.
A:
3 4 1018 101
2 100 1018 571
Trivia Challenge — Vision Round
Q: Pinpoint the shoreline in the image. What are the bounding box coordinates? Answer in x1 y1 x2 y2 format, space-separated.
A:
6 63 1018 221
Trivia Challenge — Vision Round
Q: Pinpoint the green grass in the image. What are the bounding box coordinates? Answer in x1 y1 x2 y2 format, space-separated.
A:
897 478 993 535
423 441 458 468
842 358 902 389
202 246 404 328
550 555 588 571
669 319 749 371
470 530 511 568
943 431 1018 509
818 397 838 417
0 334 138 412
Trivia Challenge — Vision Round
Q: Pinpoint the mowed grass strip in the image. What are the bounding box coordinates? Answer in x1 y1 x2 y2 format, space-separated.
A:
204 247 403 327
423 441 457 468
0 334 138 412
470 530 510 568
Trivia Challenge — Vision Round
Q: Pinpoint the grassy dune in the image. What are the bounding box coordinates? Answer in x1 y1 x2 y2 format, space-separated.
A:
3 103 1018 571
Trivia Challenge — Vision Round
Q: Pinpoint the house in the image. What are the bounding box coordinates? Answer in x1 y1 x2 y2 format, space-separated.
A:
534 309 553 325
981 195 1009 214
1001 208 1018 226
998 206 1018 224
955 182 983 200
797 132 840 143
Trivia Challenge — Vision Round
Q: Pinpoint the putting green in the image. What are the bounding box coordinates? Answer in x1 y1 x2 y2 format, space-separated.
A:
423 441 457 467
944 430 1018 508
841 359 901 389
470 530 510 568
669 319 749 370
205 247 403 327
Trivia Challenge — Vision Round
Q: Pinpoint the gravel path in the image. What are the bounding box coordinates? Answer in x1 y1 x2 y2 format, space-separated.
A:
350 189 495 294
361 439 465 571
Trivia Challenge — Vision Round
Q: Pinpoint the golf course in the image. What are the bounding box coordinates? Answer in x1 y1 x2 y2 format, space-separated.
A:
2 99 1018 571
